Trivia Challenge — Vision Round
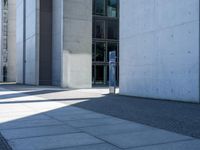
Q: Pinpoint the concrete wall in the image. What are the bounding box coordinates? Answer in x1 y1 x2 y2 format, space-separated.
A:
16 0 93 88
120 0 200 102
16 0 24 83
52 0 62 86
61 0 92 88
0 0 2 81
24 0 39 85
7 0 16 81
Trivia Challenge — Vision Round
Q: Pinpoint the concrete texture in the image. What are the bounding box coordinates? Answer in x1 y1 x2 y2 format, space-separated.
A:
16 0 40 85
0 0 16 82
0 133 12 150
61 0 92 88
24 0 40 85
16 0 25 84
52 0 62 86
100 130 192 149
0 2 2 82
128 140 200 150
7 0 16 82
0 85 200 150
120 0 200 102
16 0 93 88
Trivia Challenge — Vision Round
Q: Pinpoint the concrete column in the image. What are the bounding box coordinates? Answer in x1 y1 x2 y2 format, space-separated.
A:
52 0 92 88
61 0 92 88
16 0 24 83
7 0 16 82
24 0 40 85
52 0 62 86
0 0 3 82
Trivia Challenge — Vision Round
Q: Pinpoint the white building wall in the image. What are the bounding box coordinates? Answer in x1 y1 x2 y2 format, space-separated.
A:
120 0 200 102
16 0 24 83
61 0 92 88
52 0 62 86
24 0 39 85
7 0 16 81
0 0 2 81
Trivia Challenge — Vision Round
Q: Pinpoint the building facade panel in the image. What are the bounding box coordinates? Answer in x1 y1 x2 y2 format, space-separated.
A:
16 0 24 83
24 0 39 85
52 0 62 86
0 0 16 82
61 0 92 88
120 0 200 102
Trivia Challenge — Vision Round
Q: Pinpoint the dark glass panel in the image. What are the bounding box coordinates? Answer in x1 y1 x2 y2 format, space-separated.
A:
107 42 117 62
92 65 95 84
95 0 105 16
107 20 118 39
96 42 106 62
92 43 95 61
96 65 107 84
95 20 105 38
107 0 117 17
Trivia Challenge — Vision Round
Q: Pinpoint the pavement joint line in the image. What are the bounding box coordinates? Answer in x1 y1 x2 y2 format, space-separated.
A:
0 133 12 150
79 130 124 149
0 123 66 131
46 142 122 150
1 86 200 149
7 131 84 141
83 128 157 137
41 108 126 149
44 110 110 123
64 120 130 129
125 138 196 150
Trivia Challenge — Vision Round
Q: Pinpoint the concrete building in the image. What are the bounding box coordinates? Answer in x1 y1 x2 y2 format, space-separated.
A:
0 0 16 82
16 0 119 88
0 0 199 103
16 0 93 88
120 0 200 103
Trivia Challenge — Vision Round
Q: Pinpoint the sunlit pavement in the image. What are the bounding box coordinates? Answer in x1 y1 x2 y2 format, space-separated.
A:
0 85 200 150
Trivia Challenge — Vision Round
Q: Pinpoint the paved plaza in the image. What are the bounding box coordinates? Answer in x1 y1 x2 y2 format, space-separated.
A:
0 84 200 150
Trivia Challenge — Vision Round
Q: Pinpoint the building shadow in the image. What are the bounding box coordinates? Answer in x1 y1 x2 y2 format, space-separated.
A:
0 88 200 149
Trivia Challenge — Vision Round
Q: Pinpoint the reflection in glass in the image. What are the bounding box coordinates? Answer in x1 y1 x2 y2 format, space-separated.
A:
95 20 105 38
95 0 105 16
92 43 95 61
107 20 118 39
107 0 117 17
107 43 118 62
96 65 107 84
96 42 106 62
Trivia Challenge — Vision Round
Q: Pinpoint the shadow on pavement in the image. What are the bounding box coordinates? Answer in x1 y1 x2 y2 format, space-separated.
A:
0 85 200 149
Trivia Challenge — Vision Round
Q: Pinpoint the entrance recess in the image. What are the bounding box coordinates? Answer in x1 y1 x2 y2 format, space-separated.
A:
92 0 119 86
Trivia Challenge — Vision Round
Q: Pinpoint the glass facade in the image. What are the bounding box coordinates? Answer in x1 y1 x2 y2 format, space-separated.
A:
92 0 119 85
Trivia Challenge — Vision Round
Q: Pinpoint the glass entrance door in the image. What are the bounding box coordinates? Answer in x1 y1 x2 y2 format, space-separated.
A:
92 0 119 86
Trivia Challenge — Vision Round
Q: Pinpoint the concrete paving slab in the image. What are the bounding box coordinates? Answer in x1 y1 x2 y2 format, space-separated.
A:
23 102 66 110
0 114 51 124
45 107 94 118
80 122 154 136
0 119 62 130
56 143 121 150
9 133 103 150
2 114 52 123
0 104 31 113
1 125 78 140
99 129 193 149
65 117 128 128
52 113 108 121
128 139 200 150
